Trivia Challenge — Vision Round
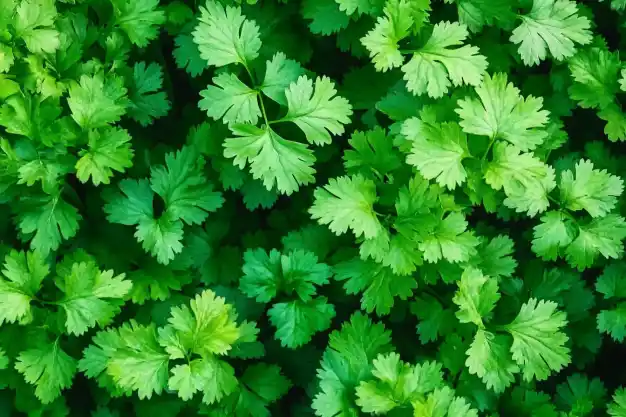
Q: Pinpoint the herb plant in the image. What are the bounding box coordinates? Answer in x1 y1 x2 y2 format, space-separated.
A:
1 0 626 415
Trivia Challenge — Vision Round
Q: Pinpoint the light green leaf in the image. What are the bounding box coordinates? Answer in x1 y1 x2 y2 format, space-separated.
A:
565 215 626 270
268 297 335 348
283 76 352 146
261 52 304 106
199 73 260 125
224 124 315 195
401 21 487 98
419 212 479 263
193 0 261 68
76 127 134 186
510 0 592 66
453 267 500 327
0 250 48 325
466 329 518 393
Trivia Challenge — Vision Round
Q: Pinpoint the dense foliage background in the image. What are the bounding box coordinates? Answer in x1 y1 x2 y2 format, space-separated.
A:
2 0 626 415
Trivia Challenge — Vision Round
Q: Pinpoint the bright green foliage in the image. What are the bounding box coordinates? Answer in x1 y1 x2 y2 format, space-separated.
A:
457 73 550 152
0 250 48 325
510 0 592 66
104 146 223 264
240 248 334 347
310 175 382 239
15 340 77 404
1 0 626 415
57 261 132 336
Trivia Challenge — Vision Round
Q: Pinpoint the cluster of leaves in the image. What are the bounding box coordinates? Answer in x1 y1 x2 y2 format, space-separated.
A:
2 0 626 416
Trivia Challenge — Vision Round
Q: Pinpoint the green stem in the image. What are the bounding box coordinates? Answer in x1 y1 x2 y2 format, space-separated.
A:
481 136 497 161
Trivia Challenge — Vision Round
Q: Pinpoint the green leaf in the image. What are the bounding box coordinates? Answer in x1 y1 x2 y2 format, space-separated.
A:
453 267 500 327
283 76 352 146
111 0 165 47
404 118 469 189
268 297 335 348
335 258 417 315
14 0 60 54
484 143 556 216
559 159 624 218
505 299 570 381
67 74 128 129
57 261 132 335
76 127 134 186
150 146 224 226
344 127 402 179
302 0 350 36
336 0 384 16
200 73 260 125
556 373 606 415
532 211 576 261
456 0 516 32
174 30 207 77
361 0 413 71
224 124 315 195
127 62 170 126
16 194 81 255
0 250 48 325
412 386 478 416
565 215 626 270
419 212 479 263
312 313 392 417
99 321 170 399
568 47 621 109
261 52 304 106
15 340 77 404
609 388 626 417
240 248 332 303
510 0 592 66
401 21 487 98
310 175 383 239
456 73 550 152
355 353 444 414
466 329 518 393
468 235 518 278
159 290 241 358
411 295 456 344
193 0 261 68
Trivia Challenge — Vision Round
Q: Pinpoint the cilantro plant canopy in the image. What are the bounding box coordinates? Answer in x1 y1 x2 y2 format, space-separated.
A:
3 0 626 415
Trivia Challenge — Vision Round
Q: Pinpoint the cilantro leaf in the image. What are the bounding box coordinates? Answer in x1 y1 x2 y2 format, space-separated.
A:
344 127 402 179
16 194 81 255
355 353 444 414
336 0 384 16
419 212 479 263
361 0 413 71
302 0 350 36
559 159 624 218
76 127 134 186
609 388 626 417
193 1 261 68
411 295 456 343
15 340 77 404
0 250 48 325
261 52 305 106
484 143 556 216
510 0 592 66
466 329 518 393
268 297 335 348
56 261 132 335
505 298 570 381
412 386 478 416
401 22 487 98
199 73 260 125
224 124 315 195
565 215 626 270
556 373 606 415
14 0 60 54
111 0 165 47
240 248 331 304
468 235 518 278
532 211 576 261
455 0 516 33
312 313 392 417
158 290 241 357
453 267 500 327
456 73 550 152
568 47 621 109
174 29 207 77
404 118 470 189
150 146 224 226
67 74 128 130
335 258 417 315
127 62 170 126
310 175 383 239
282 76 352 146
